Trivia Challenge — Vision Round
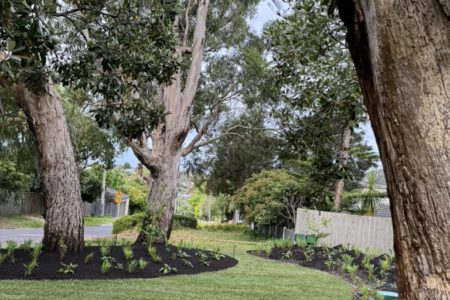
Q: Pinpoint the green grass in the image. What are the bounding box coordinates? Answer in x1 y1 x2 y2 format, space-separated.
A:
0 215 43 229
0 228 352 300
0 216 114 229
84 216 115 226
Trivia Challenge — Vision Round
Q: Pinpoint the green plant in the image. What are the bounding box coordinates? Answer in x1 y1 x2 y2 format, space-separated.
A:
58 263 78 275
159 264 177 275
23 260 38 276
172 215 198 229
115 262 124 270
352 246 361 257
305 211 331 244
379 255 392 278
112 213 144 235
358 284 383 300
182 259 193 268
176 249 190 259
147 246 161 263
100 260 112 274
100 246 110 257
345 264 358 280
341 254 353 266
362 254 370 268
123 246 134 261
138 258 148 270
324 259 333 270
199 257 210 266
281 250 293 260
195 250 208 261
20 239 33 251
84 252 95 264
31 243 42 261
365 263 375 282
127 259 138 273
212 252 225 261
303 246 314 262
6 240 17 263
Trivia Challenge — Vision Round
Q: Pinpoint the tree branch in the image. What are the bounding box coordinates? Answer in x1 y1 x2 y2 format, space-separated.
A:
129 133 160 175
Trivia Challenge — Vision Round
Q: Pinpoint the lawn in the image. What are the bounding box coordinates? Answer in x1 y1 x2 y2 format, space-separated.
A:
0 215 43 229
0 228 353 300
0 216 114 229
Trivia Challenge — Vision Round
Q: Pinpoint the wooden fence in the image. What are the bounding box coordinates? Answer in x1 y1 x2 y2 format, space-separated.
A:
0 190 43 216
295 208 393 252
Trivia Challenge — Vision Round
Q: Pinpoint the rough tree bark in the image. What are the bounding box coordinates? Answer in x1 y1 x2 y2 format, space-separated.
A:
337 0 450 298
8 83 84 252
131 0 210 243
333 125 351 210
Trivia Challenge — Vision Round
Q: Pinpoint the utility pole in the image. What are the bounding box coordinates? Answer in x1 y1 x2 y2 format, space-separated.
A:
100 168 106 216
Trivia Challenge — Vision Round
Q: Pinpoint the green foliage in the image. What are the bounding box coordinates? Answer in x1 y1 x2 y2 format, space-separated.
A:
5 240 17 263
0 160 30 191
23 260 38 276
173 215 197 229
265 0 378 189
123 246 134 261
232 169 320 227
84 252 95 264
198 224 249 233
127 260 138 273
281 250 293 260
187 188 207 218
112 213 144 234
99 246 110 257
100 260 112 274
182 258 194 268
159 264 177 275
31 244 42 262
147 246 161 263
20 239 33 251
58 263 78 275
137 258 148 270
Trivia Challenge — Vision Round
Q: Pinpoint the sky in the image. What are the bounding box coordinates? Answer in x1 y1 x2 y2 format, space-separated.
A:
116 0 379 167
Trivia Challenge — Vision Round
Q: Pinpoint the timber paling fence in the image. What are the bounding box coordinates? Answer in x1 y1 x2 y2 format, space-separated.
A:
0 190 43 216
295 208 394 253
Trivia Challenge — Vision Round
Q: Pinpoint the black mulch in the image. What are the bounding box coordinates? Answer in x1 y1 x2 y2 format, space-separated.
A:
0 244 238 280
249 245 396 293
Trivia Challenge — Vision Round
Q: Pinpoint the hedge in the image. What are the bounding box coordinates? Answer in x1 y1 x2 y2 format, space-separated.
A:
112 213 197 234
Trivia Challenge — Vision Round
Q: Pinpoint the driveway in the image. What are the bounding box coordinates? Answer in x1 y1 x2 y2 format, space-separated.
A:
0 225 112 243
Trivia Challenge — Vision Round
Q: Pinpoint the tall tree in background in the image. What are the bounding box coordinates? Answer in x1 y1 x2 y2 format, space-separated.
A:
266 0 376 209
0 1 178 252
129 0 261 243
335 0 450 298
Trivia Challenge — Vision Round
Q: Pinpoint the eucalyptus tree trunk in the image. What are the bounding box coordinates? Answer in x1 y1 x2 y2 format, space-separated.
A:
337 0 450 298
11 83 84 252
131 0 210 243
333 125 351 210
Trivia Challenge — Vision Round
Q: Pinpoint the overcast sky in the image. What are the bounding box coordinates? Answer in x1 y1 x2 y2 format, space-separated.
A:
116 1 379 167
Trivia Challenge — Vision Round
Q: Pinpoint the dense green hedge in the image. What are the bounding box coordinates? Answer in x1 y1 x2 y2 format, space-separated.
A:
112 213 197 234
173 215 197 229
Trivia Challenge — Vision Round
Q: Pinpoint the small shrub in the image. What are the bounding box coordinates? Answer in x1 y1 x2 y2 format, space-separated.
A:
358 284 383 300
100 260 112 274
23 260 38 276
281 250 293 260
182 259 193 268
340 254 353 266
6 240 17 263
365 263 375 281
159 264 177 275
99 246 110 257
58 263 78 274
147 246 161 263
172 215 197 229
123 246 134 261
0 253 7 265
20 239 33 251
84 252 95 264
138 258 148 270
115 262 124 270
379 255 392 277
112 213 144 234
212 252 225 261
199 257 210 266
176 249 190 259
303 246 314 262
345 264 358 280
31 243 42 261
127 259 138 273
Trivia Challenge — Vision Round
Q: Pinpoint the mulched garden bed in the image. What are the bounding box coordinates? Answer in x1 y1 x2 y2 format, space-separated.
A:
0 243 238 280
249 244 396 295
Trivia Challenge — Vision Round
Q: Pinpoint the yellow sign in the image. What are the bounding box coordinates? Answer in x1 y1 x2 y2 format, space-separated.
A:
114 191 122 204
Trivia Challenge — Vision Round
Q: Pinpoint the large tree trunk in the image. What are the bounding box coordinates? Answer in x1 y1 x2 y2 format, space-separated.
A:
337 0 450 298
333 125 351 210
12 83 84 252
131 0 209 242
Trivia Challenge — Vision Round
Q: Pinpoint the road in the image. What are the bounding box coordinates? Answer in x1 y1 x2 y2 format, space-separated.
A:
0 225 112 243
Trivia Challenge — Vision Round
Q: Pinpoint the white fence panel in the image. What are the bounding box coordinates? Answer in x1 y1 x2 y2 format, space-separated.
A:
295 208 393 252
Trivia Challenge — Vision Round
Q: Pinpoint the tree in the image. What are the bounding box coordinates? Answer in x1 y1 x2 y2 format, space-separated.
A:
128 0 262 243
200 111 278 196
233 169 325 228
335 0 450 298
344 170 386 215
266 0 374 210
0 0 178 252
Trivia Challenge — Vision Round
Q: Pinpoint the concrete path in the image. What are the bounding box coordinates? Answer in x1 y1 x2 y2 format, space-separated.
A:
0 225 112 244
